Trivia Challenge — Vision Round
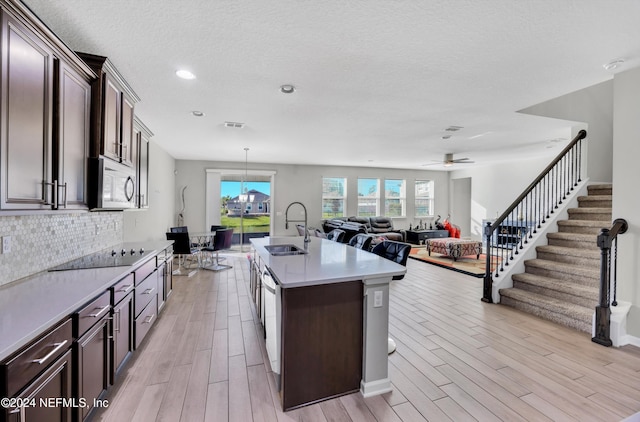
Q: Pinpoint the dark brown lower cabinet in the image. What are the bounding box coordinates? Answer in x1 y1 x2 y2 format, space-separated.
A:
111 291 133 383
280 281 363 411
157 261 166 312
5 350 73 422
74 311 110 421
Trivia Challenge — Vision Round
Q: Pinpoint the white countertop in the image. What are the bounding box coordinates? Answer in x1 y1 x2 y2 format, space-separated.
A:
250 237 406 288
0 241 172 361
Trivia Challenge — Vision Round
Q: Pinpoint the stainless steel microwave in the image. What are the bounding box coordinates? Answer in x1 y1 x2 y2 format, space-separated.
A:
93 157 136 209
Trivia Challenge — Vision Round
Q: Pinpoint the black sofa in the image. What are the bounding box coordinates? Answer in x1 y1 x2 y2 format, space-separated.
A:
322 216 405 243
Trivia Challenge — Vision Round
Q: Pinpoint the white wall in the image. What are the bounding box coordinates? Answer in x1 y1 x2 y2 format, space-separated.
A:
450 155 554 240
123 140 176 241
612 66 640 338
174 160 451 235
519 80 613 184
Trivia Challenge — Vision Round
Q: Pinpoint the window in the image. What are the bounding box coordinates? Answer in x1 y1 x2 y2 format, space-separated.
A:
357 178 380 216
322 177 347 218
415 180 434 217
384 179 406 217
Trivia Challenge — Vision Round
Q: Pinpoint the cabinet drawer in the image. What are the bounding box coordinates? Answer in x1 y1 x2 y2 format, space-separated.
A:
135 271 156 317
75 290 111 337
112 273 135 305
134 258 157 286
2 318 72 398
135 296 157 349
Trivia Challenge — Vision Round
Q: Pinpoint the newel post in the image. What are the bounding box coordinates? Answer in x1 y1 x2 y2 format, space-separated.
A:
592 228 612 347
482 222 493 303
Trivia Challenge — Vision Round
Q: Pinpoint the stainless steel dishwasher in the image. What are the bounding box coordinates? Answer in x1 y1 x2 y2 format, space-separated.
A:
262 268 281 389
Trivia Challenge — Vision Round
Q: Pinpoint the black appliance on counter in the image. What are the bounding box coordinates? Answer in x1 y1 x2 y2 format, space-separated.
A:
49 246 155 271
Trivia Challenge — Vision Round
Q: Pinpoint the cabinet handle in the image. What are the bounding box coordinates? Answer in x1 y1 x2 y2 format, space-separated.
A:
114 309 121 333
119 284 134 294
124 176 135 201
42 180 54 206
88 305 110 318
31 340 68 365
143 287 155 295
58 182 67 208
144 313 155 324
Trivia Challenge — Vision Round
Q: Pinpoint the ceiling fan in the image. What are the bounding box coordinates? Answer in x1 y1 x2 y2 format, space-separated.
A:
423 153 475 167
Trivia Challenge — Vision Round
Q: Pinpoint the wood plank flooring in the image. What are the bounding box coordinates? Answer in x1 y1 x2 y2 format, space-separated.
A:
93 253 640 422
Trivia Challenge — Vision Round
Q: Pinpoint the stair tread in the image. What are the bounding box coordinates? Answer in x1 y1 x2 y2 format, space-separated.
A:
547 232 597 241
535 244 600 259
512 272 598 297
568 207 612 212
499 288 594 319
525 258 599 277
578 195 611 200
557 220 607 227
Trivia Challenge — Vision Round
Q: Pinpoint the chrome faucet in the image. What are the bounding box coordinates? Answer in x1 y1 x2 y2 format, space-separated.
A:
285 201 310 244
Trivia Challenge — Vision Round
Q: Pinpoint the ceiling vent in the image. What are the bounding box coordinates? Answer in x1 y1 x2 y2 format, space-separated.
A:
445 125 463 132
224 121 245 129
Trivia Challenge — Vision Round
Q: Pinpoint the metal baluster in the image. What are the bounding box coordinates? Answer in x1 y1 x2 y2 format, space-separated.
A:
612 237 618 307
578 138 582 183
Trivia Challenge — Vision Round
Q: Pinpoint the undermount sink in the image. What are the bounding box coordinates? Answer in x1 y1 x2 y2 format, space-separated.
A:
264 244 308 256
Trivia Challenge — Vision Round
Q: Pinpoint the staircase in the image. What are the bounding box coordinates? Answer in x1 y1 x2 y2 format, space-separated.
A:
499 184 612 333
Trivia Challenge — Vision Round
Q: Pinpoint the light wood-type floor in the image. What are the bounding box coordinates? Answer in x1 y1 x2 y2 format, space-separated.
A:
93 253 640 422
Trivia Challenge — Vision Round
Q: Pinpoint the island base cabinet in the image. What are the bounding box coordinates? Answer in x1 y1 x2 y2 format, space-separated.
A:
280 281 363 411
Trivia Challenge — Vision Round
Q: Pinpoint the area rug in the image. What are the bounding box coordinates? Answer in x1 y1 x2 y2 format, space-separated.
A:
408 246 498 278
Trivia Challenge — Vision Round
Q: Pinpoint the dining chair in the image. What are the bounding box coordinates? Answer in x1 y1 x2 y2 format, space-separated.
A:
201 228 234 271
166 232 199 276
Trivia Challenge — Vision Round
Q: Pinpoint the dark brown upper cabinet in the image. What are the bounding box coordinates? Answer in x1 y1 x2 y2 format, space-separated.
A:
0 4 94 210
134 117 153 209
77 53 140 167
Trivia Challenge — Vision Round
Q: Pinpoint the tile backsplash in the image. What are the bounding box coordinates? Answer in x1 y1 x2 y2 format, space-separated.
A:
0 212 123 286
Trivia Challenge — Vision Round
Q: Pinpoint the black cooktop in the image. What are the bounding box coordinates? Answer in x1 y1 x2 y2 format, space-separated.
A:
49 247 155 271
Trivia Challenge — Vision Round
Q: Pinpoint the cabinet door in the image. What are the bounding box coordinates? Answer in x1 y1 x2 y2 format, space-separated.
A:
120 94 135 166
157 261 166 312
75 316 110 421
5 350 72 422
137 130 149 208
162 257 173 301
102 74 120 162
112 292 133 382
56 60 90 209
0 12 54 209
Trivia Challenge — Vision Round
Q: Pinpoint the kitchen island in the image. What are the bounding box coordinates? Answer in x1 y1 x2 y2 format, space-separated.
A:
251 236 406 411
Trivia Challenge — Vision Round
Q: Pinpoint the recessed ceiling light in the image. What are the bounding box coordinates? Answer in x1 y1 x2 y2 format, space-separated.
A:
441 135 452 140
176 69 196 80
280 84 296 94
192 111 205 117
603 59 624 71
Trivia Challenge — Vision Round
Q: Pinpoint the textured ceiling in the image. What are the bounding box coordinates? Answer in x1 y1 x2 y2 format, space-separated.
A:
21 0 640 170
